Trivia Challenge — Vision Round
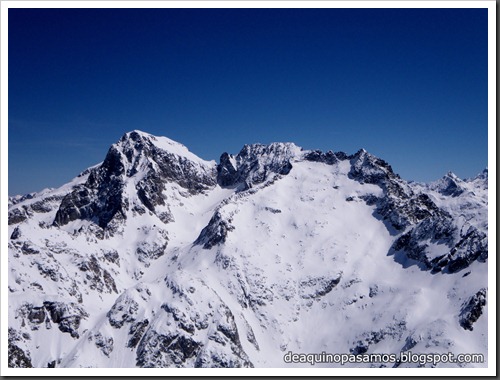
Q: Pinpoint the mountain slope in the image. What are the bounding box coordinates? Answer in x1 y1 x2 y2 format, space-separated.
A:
7 131 488 368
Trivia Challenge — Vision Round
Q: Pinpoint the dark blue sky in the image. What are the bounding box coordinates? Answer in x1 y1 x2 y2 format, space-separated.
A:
8 7 488 195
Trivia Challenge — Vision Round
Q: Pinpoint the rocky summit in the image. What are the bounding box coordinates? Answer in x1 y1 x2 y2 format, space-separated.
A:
8 130 488 368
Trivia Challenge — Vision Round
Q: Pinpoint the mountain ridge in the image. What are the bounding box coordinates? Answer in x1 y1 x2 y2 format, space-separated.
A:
7 131 488 369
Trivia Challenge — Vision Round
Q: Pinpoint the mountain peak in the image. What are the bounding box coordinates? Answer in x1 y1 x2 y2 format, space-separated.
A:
445 171 460 180
217 141 301 189
348 148 396 185
120 129 151 140
52 131 217 229
472 168 488 181
429 171 465 197
117 130 209 166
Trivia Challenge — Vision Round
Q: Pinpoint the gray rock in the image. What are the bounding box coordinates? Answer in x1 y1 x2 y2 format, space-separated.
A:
459 289 487 331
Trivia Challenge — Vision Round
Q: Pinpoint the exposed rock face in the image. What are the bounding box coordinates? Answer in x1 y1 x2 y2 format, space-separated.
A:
9 208 28 225
16 302 88 339
122 131 216 192
194 211 235 249
8 328 32 368
107 293 139 329
9 194 65 225
349 149 442 231
91 332 114 357
54 145 126 228
350 320 407 355
42 301 88 338
53 131 217 230
459 288 487 331
77 255 118 294
127 319 149 348
136 330 202 368
345 149 488 274
217 143 298 189
303 149 348 165
392 221 487 274
348 149 397 185
430 172 471 197
298 274 342 299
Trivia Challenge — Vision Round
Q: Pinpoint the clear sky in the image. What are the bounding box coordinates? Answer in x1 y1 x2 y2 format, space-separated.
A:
8 7 488 196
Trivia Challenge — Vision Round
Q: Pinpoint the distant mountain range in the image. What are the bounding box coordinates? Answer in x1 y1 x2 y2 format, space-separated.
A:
8 130 488 368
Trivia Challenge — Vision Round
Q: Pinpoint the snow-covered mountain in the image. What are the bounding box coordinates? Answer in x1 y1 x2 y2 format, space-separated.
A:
7 130 488 369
